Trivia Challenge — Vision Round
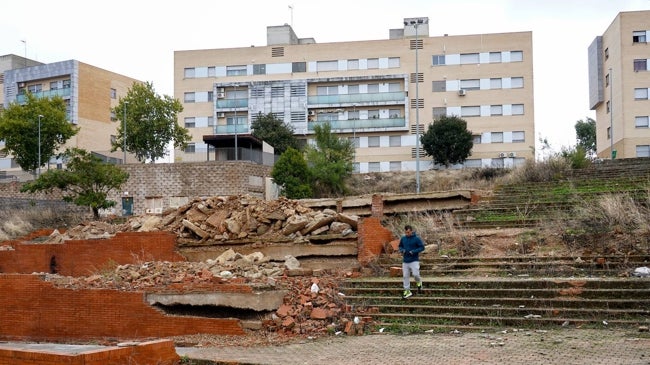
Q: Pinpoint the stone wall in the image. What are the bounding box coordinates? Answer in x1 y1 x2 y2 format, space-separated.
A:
0 161 273 216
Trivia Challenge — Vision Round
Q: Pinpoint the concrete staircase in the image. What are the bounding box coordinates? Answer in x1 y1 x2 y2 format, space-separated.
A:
341 276 650 332
454 158 650 229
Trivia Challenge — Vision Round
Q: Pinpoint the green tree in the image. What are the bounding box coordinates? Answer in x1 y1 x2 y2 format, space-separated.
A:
305 123 354 197
421 115 473 167
21 148 129 219
0 93 78 172
575 117 596 157
112 82 190 162
272 147 312 198
251 112 301 155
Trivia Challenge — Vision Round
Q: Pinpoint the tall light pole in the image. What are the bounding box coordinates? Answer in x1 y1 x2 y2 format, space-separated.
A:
406 18 427 194
609 67 614 159
233 84 238 161
123 101 128 164
37 114 43 176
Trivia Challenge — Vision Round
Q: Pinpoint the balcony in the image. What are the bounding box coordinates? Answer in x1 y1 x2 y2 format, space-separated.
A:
214 124 250 134
16 88 71 103
215 98 248 109
307 117 406 131
308 91 406 106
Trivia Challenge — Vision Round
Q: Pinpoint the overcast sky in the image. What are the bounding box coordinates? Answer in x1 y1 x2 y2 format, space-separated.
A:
2 0 649 154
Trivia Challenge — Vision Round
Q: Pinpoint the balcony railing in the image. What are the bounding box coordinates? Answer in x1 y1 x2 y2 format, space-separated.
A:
307 117 406 131
215 98 248 109
16 88 71 103
214 124 250 134
308 91 406 105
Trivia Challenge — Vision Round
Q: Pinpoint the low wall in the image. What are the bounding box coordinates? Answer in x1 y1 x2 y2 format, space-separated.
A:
0 339 179 365
0 274 245 342
0 231 185 276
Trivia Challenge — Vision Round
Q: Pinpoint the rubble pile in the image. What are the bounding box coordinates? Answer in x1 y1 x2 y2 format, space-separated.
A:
128 195 358 245
43 249 294 291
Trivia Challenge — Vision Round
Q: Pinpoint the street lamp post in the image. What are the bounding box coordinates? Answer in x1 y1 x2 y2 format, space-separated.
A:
609 67 614 159
406 18 427 194
123 101 128 164
37 114 43 176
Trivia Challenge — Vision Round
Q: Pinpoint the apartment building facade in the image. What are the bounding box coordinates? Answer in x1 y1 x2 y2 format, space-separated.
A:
589 10 650 159
0 55 141 174
174 18 535 172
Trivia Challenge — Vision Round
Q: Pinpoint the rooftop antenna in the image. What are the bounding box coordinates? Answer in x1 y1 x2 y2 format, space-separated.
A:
288 4 294 27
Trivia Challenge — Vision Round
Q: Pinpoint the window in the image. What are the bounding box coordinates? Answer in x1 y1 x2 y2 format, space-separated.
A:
110 111 116 121
62 79 71 88
489 52 502 63
510 51 523 62
184 117 196 128
432 80 446 92
511 77 524 88
512 131 525 142
348 85 359 94
367 58 379 69
460 53 479 64
461 106 480 117
606 100 611 113
350 137 360 148
389 161 401 171
110 88 116 99
389 109 401 118
367 84 379 93
184 68 195 78
184 143 196 153
28 84 42 93
490 105 503 116
226 65 247 76
368 110 380 119
433 107 446 119
460 79 480 90
348 59 359 70
388 82 401 92
634 59 647 72
633 31 647 43
604 48 609 60
348 110 360 120
607 126 611 139
432 55 445 66
634 88 648 100
292 62 306 72
512 104 524 115
368 162 380 172
208 116 215 126
491 132 504 143
184 92 195 103
317 86 338 95
490 78 502 89
605 73 610 87
353 162 360 173
635 116 649 128
368 136 380 147
253 64 266 75
271 86 284 97
388 57 400 68
389 135 401 147
208 67 216 77
636 145 650 157
207 91 213 102
317 60 338 72
290 84 306 96
473 135 482 144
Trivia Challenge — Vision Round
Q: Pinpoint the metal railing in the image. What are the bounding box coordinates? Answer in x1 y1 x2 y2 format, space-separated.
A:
307 117 406 130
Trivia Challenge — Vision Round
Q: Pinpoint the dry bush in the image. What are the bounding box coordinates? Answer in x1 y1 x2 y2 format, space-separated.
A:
0 207 89 241
569 193 650 233
506 157 572 184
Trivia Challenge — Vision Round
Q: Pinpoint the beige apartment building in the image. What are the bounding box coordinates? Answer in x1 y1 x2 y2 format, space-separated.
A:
589 10 650 159
0 55 140 176
174 17 535 172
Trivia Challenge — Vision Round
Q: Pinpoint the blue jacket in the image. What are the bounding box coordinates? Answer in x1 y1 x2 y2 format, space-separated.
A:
398 232 425 263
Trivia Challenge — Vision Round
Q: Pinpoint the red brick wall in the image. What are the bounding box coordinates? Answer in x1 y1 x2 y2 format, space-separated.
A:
0 339 179 365
0 231 186 276
357 217 395 265
0 274 245 342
